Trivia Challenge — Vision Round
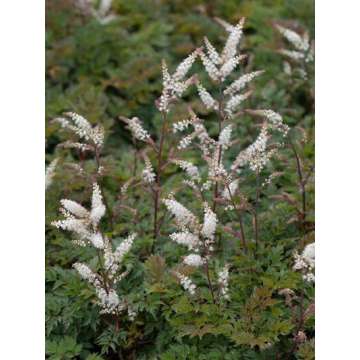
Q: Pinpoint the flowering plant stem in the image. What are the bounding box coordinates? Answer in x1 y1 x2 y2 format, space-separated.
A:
225 183 247 252
289 140 306 228
253 172 261 254
95 147 114 231
153 111 168 247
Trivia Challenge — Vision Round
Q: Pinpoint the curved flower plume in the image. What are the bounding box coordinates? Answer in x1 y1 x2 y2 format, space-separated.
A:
165 199 219 296
52 182 106 245
52 183 136 316
53 112 104 151
245 109 290 136
197 18 264 118
218 265 230 300
119 116 153 144
45 158 59 191
200 18 246 83
142 155 156 184
157 49 201 113
275 24 314 68
163 196 198 231
75 0 117 25
293 243 315 283
231 124 275 173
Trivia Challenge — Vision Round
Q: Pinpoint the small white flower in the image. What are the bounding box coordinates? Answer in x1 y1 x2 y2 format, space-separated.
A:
201 204 217 240
199 52 221 81
126 117 150 141
218 265 230 300
225 91 252 116
276 25 309 52
169 232 200 250
114 233 136 263
176 272 196 295
89 232 104 249
45 158 59 190
174 160 200 181
197 83 219 111
204 37 221 65
183 254 204 267
221 18 244 63
60 199 89 218
224 70 264 96
218 125 232 149
90 183 106 226
142 157 156 184
73 262 97 284
163 198 198 230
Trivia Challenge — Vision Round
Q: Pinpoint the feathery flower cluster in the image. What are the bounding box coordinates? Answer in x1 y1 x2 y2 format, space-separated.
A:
75 0 117 25
52 183 105 245
163 197 198 230
218 125 233 149
104 233 136 281
122 117 150 142
218 265 230 300
53 186 136 315
200 18 245 83
142 156 156 184
173 160 200 181
276 24 314 65
45 158 59 191
172 119 192 133
276 25 309 52
177 134 193 150
224 70 264 96
231 125 274 173
169 232 200 251
183 254 204 267
247 109 289 136
197 83 219 111
293 243 315 283
54 112 104 148
175 272 196 295
158 50 200 113
201 204 217 241
224 91 252 116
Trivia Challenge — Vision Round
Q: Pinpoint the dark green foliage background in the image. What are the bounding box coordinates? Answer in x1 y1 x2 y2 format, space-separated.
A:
46 0 315 359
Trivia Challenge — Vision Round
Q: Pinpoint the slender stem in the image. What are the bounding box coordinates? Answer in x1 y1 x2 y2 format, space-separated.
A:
212 83 225 212
253 172 260 253
97 250 109 293
153 112 168 246
94 147 114 231
290 141 306 225
225 183 247 252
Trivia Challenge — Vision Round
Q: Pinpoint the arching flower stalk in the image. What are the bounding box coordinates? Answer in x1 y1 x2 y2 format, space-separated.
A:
164 195 220 303
187 17 291 253
45 158 59 191
52 183 137 318
120 50 201 249
275 23 314 79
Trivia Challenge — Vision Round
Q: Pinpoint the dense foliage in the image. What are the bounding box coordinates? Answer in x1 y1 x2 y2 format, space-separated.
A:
46 1 315 359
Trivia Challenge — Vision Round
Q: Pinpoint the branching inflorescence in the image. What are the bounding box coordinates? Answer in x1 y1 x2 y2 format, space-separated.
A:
52 183 137 317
